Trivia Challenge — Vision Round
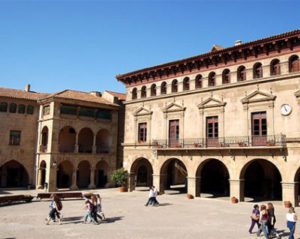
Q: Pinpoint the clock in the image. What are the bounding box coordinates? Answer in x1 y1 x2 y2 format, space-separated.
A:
281 104 292 116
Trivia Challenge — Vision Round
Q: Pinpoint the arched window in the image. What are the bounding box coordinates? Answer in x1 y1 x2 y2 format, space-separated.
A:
161 82 167 95
78 128 93 153
195 75 202 89
270 59 280 75
289 55 299 72
18 104 25 114
59 126 76 153
27 105 34 114
151 84 157 96
96 129 111 153
237 66 246 81
132 88 137 100
183 77 190 91
208 72 216 87
141 86 147 98
222 69 230 84
40 126 48 152
0 102 8 112
172 79 178 93
253 62 263 78
9 103 17 113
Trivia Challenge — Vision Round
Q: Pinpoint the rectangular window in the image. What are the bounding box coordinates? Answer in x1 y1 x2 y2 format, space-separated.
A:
43 105 50 115
60 104 77 115
9 130 21 145
18 104 25 114
169 120 179 147
251 111 267 146
96 109 111 119
79 107 95 117
138 123 147 142
206 116 218 147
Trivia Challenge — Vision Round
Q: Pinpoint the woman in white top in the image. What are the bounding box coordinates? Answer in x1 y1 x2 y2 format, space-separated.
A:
286 207 297 239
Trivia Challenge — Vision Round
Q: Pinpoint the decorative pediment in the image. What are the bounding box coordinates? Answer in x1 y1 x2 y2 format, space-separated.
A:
198 97 226 110
134 107 152 117
163 102 186 113
241 90 276 104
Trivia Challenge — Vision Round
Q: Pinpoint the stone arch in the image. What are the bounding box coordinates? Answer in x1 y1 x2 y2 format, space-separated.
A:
240 158 282 201
270 58 280 75
151 84 157 96
56 160 73 188
183 77 190 91
77 160 91 188
289 55 300 72
37 160 47 189
161 81 167 94
237 65 246 81
96 129 111 153
208 72 216 86
59 126 76 153
222 69 230 84
195 74 202 88
95 160 110 188
132 88 137 100
129 158 153 191
253 62 263 78
196 158 230 198
171 79 178 93
159 158 188 194
0 160 29 187
141 86 147 98
78 127 93 153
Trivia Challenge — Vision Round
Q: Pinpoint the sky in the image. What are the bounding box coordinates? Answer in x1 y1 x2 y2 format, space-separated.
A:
0 0 299 94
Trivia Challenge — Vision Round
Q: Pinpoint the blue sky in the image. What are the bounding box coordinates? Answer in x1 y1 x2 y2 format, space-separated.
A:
0 1 299 94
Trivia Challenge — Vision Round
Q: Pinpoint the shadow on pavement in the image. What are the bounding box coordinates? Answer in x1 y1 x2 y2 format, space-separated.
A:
103 216 123 223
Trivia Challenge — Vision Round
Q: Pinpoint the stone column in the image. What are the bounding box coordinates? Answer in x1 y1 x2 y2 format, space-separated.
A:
71 168 78 190
128 173 136 192
187 177 200 197
92 134 97 154
88 167 96 189
282 182 298 207
229 179 244 202
75 133 79 153
153 174 166 194
47 164 57 192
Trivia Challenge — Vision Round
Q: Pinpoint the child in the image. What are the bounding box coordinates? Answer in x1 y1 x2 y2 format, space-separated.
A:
96 194 105 220
45 194 62 225
83 199 97 224
249 204 260 234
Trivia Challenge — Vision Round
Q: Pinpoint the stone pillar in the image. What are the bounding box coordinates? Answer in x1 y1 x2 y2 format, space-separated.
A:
229 179 244 202
281 60 289 74
262 65 270 78
282 182 298 207
153 174 166 194
71 168 78 190
37 168 43 189
92 134 97 154
190 79 195 90
128 173 136 192
187 177 200 197
88 167 96 189
47 164 57 192
75 133 79 153
178 81 183 92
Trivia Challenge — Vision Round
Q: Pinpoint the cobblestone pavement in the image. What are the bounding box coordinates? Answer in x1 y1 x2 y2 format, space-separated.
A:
0 188 299 239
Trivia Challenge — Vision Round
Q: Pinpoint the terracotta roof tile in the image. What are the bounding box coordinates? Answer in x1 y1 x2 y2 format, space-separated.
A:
105 90 126 100
0 87 48 101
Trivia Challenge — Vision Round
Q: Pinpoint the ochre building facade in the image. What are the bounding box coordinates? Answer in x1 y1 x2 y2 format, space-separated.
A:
117 30 300 206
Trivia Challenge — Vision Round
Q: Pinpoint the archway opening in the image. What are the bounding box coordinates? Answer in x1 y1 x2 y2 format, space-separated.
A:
241 159 282 201
78 128 93 153
95 161 109 188
41 126 48 152
160 158 187 194
96 129 111 153
130 158 153 191
0 160 29 187
56 161 73 188
197 159 229 198
59 126 76 153
39 161 47 188
294 168 300 206
77 161 91 188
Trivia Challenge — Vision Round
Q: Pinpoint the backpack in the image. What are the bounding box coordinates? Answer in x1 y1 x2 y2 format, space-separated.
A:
56 200 63 211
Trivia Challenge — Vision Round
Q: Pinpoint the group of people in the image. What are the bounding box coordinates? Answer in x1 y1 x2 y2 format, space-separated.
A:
45 193 105 225
249 203 297 239
144 186 159 206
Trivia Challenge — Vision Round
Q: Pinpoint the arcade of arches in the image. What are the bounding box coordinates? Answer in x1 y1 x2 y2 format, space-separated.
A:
0 160 29 187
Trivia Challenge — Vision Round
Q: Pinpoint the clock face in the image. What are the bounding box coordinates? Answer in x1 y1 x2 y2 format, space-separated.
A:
281 104 292 116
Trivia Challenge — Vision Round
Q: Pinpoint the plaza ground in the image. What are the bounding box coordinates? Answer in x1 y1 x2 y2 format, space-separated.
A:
0 187 299 239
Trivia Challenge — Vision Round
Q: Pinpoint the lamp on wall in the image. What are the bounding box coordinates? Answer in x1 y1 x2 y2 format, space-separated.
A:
51 161 57 168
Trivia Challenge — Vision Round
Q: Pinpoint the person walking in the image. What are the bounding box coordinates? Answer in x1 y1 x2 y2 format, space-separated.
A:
267 202 278 238
152 186 159 206
45 194 62 225
83 199 97 224
96 194 105 220
286 207 297 239
249 204 260 234
144 186 155 206
257 204 269 239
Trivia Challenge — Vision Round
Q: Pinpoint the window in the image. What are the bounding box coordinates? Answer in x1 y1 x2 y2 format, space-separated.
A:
60 104 77 115
79 107 95 117
172 79 178 93
43 105 50 115
183 77 190 91
251 112 267 146
96 109 111 119
222 69 230 84
0 102 8 112
151 84 157 96
195 75 202 89
27 105 34 114
9 103 17 113
18 104 25 114
289 55 299 72
206 116 218 147
237 66 246 81
208 72 216 87
161 82 167 94
141 86 147 98
270 59 280 75
138 123 147 142
253 63 263 78
132 88 137 100
9 130 21 145
169 120 179 147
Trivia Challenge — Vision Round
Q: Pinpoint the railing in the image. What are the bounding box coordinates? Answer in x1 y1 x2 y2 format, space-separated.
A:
39 145 48 153
150 135 286 149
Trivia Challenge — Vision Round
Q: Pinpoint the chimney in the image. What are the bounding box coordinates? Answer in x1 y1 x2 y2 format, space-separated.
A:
235 40 242 46
90 91 101 97
25 84 31 92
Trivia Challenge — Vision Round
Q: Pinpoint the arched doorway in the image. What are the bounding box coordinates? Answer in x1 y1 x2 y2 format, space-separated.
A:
41 126 49 152
77 161 91 188
59 126 76 153
130 158 153 191
96 129 111 153
196 159 229 198
241 159 282 201
39 161 47 188
56 161 73 188
160 158 187 194
95 161 109 188
294 168 300 206
0 160 29 187
78 128 93 153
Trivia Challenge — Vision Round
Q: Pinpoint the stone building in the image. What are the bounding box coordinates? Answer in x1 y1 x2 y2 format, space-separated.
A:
116 30 300 206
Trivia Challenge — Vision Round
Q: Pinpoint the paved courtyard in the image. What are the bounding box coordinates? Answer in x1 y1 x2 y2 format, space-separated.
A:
0 188 299 239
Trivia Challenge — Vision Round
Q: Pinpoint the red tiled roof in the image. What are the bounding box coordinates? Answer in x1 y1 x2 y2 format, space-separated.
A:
105 90 126 100
0 87 48 101
40 89 119 106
